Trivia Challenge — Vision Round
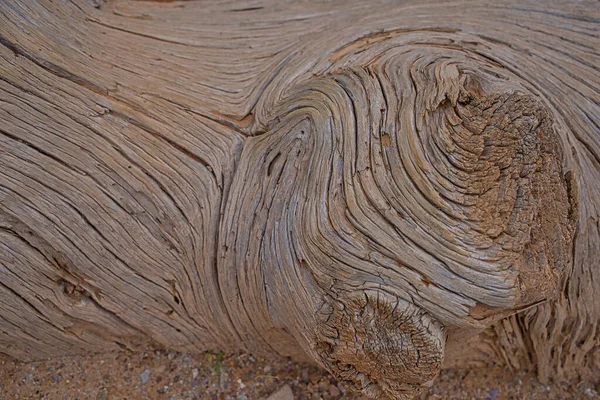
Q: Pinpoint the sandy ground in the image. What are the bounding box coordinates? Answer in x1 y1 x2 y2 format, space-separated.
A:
0 347 596 400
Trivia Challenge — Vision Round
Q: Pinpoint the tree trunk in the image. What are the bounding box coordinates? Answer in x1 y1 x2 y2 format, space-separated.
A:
0 1 598 398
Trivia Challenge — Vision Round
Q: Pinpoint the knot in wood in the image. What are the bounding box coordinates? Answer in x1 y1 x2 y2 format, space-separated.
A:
314 293 445 400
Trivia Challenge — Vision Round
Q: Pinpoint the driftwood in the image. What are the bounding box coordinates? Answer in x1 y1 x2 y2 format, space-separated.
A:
0 1 598 398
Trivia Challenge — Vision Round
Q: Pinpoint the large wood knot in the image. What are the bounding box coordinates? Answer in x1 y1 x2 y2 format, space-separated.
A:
314 292 445 400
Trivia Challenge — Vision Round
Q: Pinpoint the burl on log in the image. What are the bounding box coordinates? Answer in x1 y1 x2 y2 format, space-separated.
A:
0 1 598 399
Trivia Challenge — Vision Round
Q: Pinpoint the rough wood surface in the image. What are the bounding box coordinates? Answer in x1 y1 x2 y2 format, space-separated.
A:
1 1 598 399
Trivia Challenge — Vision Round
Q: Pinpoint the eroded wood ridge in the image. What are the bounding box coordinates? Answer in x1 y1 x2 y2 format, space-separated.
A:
1 0 598 398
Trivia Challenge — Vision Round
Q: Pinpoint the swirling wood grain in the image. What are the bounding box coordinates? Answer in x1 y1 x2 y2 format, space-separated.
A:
0 1 598 398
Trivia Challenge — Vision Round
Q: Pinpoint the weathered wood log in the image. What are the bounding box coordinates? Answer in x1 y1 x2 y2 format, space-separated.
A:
0 1 598 399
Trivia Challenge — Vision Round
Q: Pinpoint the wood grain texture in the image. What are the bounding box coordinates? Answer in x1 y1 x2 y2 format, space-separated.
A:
1 1 598 398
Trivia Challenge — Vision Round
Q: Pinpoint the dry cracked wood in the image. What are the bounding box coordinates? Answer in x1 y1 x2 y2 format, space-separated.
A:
0 1 598 399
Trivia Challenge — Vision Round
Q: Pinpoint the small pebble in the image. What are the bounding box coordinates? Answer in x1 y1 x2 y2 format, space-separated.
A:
266 384 294 400
329 384 341 396
515 377 523 385
96 389 108 400
318 378 329 391
488 388 499 399
192 368 199 380
51 374 61 383
584 387 599 398
301 368 309 382
219 371 229 389
139 368 151 385
157 388 166 395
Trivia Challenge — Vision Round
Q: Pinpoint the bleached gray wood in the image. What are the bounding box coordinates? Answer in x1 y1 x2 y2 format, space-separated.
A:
1 1 598 398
